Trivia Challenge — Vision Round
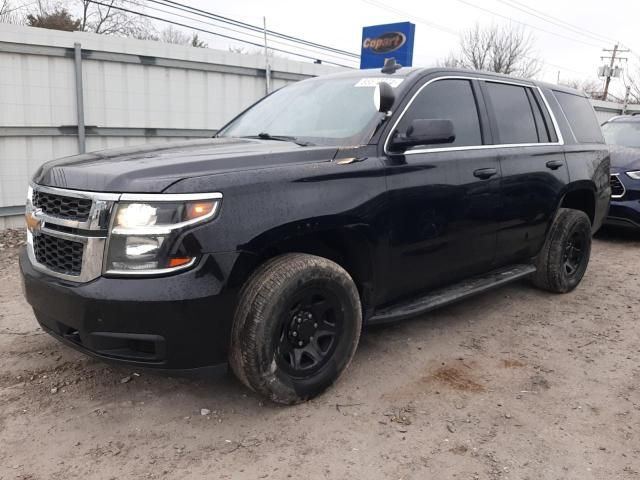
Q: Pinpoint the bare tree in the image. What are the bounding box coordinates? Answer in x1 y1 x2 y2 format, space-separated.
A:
190 33 207 48
143 26 208 48
445 23 541 78
1 0 23 23
78 0 152 37
228 46 248 55
158 25 189 44
560 78 602 99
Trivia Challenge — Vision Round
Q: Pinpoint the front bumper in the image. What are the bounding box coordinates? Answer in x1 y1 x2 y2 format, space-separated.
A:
20 249 240 370
605 174 640 230
605 199 640 230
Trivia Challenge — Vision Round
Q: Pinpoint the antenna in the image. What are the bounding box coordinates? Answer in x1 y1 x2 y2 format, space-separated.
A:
381 58 402 74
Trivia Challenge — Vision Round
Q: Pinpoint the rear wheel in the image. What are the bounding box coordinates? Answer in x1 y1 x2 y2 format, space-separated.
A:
229 253 362 404
533 208 592 293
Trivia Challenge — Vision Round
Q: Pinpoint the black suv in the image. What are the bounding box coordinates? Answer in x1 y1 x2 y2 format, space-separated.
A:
20 66 610 404
601 114 640 229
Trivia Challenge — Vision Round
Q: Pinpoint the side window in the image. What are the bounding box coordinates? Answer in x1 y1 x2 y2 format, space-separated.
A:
396 79 482 148
484 82 539 144
553 91 604 144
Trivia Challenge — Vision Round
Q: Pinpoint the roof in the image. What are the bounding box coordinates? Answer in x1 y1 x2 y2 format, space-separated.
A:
604 114 640 123
312 66 586 98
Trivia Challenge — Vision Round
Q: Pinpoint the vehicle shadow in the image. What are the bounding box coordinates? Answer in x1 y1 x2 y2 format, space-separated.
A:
595 225 640 243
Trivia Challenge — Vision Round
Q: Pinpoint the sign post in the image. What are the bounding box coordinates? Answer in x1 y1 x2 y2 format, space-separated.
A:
360 22 415 70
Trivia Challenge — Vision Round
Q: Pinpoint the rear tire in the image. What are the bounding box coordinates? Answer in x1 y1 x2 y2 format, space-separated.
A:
532 208 592 293
229 253 362 405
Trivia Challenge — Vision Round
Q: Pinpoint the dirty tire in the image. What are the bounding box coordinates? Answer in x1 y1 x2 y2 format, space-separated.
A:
533 208 592 293
229 253 362 405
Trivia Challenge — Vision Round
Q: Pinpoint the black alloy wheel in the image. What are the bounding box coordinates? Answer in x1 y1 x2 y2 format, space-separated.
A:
562 230 587 277
276 287 343 377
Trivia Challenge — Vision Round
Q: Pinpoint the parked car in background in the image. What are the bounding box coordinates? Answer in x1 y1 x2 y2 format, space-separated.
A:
20 65 610 404
601 115 640 230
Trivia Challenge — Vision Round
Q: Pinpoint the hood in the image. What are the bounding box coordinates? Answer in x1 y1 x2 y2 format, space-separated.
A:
608 144 640 173
33 138 338 193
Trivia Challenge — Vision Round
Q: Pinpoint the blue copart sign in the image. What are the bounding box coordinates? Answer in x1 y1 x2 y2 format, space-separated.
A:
360 22 415 69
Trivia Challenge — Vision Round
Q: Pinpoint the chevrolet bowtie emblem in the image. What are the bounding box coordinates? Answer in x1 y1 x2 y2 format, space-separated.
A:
25 208 43 232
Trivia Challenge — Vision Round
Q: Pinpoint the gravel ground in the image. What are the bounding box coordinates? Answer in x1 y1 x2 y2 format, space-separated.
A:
0 228 639 480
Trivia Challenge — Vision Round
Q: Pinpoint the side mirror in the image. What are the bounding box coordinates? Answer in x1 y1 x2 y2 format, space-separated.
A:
391 119 455 149
374 82 395 113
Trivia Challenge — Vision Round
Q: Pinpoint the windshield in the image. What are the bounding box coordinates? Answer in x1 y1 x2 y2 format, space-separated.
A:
217 77 382 146
602 121 640 148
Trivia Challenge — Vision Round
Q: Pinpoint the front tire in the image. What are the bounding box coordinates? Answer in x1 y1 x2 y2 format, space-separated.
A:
229 253 362 404
533 208 592 293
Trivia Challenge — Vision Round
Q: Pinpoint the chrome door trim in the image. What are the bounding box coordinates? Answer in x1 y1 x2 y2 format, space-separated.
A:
383 75 565 156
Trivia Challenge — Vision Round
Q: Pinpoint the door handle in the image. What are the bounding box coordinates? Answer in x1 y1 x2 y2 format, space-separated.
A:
546 160 564 170
473 168 498 180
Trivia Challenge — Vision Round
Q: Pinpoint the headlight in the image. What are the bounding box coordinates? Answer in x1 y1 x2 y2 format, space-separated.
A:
105 193 221 275
626 171 640 180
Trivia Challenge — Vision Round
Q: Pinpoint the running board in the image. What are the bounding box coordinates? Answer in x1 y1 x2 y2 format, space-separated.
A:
368 264 536 325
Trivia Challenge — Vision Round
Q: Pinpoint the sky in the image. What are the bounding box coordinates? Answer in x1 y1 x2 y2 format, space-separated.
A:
141 0 639 97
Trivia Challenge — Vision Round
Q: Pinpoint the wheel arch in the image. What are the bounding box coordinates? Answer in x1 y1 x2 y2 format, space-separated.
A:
558 182 597 225
226 221 378 316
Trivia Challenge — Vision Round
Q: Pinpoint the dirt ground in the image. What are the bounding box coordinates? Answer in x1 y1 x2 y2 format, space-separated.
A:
0 228 639 480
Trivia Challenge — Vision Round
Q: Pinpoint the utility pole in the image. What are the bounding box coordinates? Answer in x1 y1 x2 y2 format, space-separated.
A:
263 16 271 95
600 43 629 101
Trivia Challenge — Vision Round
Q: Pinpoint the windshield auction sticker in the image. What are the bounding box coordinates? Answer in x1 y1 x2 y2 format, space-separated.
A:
355 78 404 88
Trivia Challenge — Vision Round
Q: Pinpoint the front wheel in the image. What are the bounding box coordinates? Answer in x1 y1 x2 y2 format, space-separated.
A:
229 253 362 404
532 208 592 293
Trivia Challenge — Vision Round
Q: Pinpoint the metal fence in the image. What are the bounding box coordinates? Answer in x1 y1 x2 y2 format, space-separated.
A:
0 23 340 228
591 99 640 125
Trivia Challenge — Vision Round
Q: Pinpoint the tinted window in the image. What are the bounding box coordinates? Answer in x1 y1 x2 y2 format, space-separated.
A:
397 79 482 148
484 82 538 144
554 91 604 144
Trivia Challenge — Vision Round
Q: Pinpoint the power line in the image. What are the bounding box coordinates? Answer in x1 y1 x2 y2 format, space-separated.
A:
84 0 356 68
121 0 359 63
495 0 614 45
495 0 640 75
149 0 360 59
360 0 458 36
451 0 602 49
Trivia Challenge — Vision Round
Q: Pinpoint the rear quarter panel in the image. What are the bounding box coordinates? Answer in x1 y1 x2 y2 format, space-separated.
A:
563 144 611 231
542 86 611 231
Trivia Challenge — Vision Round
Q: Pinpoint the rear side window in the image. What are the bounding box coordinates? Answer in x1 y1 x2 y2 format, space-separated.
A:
484 82 539 144
553 91 604 144
397 79 482 148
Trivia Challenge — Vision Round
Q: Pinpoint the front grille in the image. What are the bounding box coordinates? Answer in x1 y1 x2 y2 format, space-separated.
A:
33 233 84 276
33 190 92 221
610 174 625 198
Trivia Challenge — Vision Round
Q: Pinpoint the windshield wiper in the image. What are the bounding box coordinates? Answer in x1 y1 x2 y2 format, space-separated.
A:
242 133 315 147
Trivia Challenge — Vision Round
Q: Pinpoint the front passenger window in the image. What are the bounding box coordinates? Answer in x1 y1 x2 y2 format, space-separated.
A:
396 79 483 148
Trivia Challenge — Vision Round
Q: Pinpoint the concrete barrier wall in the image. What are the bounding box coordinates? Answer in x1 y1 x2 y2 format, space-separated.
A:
0 23 341 229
